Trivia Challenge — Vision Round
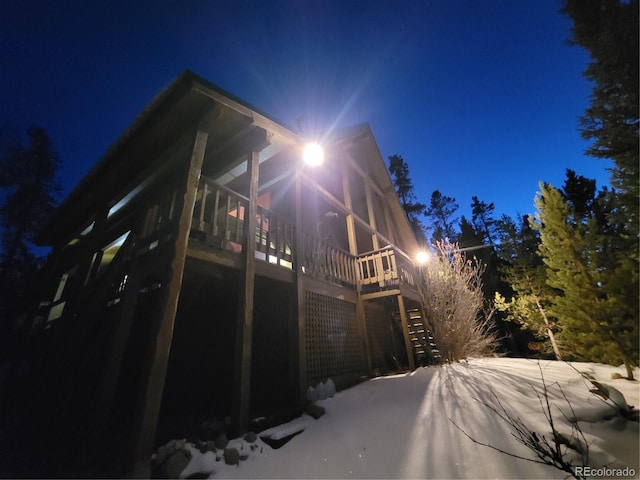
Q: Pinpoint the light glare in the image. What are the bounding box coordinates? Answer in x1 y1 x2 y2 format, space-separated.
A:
304 143 324 166
416 251 430 264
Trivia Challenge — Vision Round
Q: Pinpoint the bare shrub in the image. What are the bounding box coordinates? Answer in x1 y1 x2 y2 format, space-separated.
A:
450 362 638 479
450 366 589 479
420 240 499 361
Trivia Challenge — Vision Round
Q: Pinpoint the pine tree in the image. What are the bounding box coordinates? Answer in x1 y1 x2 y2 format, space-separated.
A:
0 127 60 335
387 154 426 237
532 182 638 377
459 215 516 355
471 196 498 245
459 216 501 301
561 0 639 377
494 214 562 360
562 0 639 268
425 190 458 243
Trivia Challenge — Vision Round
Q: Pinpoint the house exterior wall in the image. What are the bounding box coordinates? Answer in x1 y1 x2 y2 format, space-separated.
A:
22 72 432 477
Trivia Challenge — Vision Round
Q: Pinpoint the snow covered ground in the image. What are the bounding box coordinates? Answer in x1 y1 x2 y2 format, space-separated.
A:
176 358 639 479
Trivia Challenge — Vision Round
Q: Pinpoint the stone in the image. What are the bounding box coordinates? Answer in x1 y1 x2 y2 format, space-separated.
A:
152 448 192 479
306 385 318 402
305 403 326 419
206 440 217 453
154 445 169 466
223 447 240 465
214 433 228 450
324 378 336 397
243 431 257 443
153 438 188 468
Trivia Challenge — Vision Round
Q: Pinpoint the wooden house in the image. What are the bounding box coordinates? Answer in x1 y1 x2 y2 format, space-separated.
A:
29 71 437 475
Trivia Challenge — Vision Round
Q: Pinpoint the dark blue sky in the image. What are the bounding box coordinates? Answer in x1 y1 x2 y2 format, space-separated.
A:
1 0 612 225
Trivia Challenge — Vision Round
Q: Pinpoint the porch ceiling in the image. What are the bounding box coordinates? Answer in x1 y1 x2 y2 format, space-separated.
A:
37 71 300 245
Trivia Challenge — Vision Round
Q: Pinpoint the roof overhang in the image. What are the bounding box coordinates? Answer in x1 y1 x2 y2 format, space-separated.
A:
37 70 302 244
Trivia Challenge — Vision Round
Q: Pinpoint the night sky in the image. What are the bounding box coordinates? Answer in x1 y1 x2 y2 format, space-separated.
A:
0 0 613 226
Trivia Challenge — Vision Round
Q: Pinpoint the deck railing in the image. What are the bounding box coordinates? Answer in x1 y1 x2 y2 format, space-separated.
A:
255 205 294 268
193 177 246 247
192 176 293 268
191 176 418 291
356 246 417 290
300 233 357 286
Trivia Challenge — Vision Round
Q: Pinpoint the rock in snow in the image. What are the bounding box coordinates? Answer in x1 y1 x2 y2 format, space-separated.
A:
306 378 336 402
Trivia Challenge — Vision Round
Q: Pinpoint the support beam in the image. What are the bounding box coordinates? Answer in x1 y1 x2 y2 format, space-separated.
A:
295 173 308 398
396 295 415 370
299 171 412 258
364 180 379 251
230 150 259 436
356 300 372 374
341 162 358 256
94 264 140 435
359 288 401 301
131 128 208 474
382 201 396 245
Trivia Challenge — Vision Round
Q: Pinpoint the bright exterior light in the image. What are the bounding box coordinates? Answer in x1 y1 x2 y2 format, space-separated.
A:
416 251 430 264
303 143 324 167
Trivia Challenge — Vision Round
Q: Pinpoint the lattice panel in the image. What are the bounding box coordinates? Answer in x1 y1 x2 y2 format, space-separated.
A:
305 291 364 383
365 303 393 369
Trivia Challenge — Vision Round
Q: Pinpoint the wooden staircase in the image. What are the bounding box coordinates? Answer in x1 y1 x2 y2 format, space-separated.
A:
400 309 441 365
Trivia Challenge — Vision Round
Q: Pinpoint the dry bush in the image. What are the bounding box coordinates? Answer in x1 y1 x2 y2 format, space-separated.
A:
420 240 499 361
450 363 590 479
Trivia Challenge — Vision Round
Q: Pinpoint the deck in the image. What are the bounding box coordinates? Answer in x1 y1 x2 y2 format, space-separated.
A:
186 175 422 300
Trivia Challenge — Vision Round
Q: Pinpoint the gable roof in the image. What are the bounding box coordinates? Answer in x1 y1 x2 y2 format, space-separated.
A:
37 71 420 258
37 70 300 244
331 124 421 257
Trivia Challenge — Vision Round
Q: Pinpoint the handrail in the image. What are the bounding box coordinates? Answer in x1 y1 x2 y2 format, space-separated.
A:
191 175 419 290
355 246 417 289
300 232 357 286
192 176 294 268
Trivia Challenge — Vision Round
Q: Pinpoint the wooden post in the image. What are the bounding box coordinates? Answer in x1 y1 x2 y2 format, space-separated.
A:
382 200 396 245
341 161 371 375
94 264 140 435
131 128 208 474
230 150 259 436
397 294 415 370
364 180 379 251
340 161 358 256
294 173 308 399
356 300 372 374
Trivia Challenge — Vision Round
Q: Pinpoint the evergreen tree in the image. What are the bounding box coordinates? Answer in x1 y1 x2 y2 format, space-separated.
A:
425 190 458 242
531 182 638 378
457 217 482 251
387 154 426 237
494 214 562 360
459 215 501 300
0 127 60 335
459 215 515 354
560 0 639 377
470 196 498 245
560 169 597 218
562 0 639 248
